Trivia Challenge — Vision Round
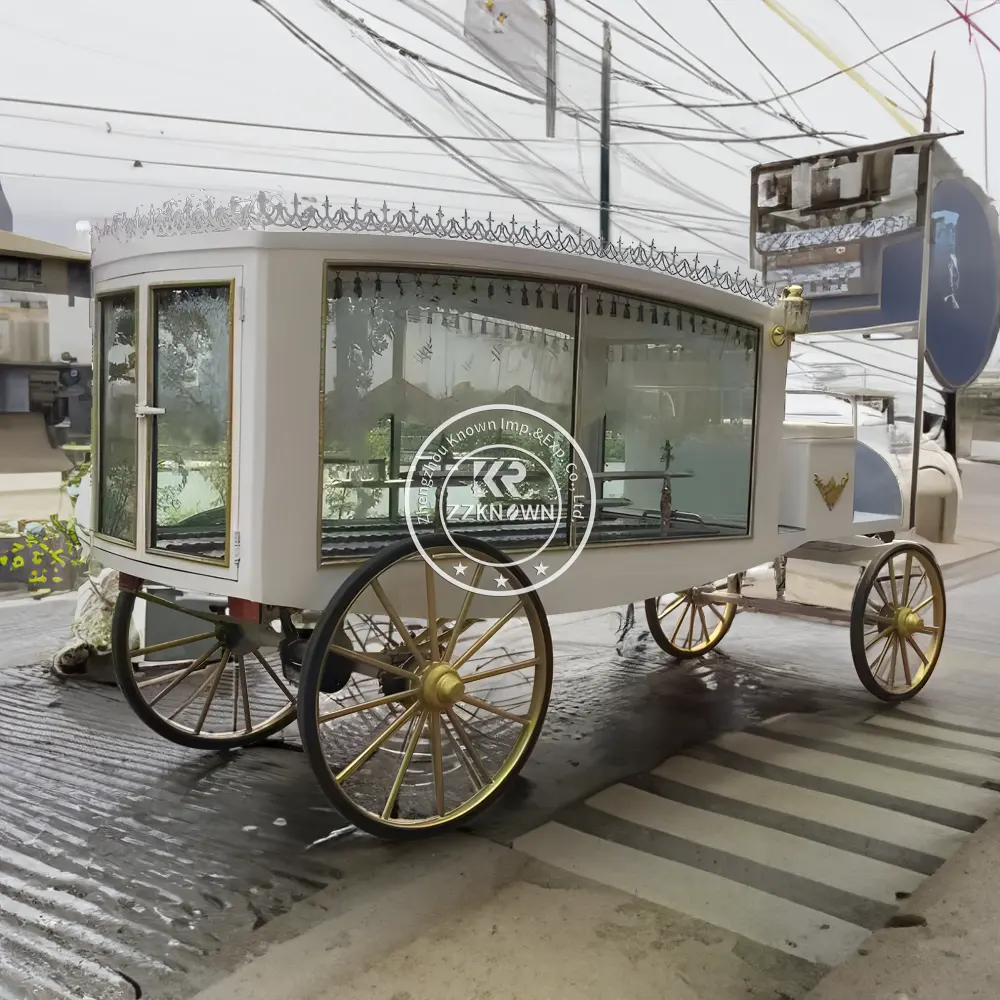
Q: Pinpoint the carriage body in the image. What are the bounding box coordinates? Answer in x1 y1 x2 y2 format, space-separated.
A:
91 205 938 841
90 224 900 618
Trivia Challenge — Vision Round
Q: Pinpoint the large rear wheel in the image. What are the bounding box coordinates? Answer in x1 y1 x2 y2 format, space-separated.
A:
297 533 552 841
850 542 945 702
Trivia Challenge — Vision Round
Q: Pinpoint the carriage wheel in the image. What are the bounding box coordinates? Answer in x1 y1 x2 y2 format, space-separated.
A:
644 575 741 659
112 583 299 749
850 542 946 703
297 533 552 841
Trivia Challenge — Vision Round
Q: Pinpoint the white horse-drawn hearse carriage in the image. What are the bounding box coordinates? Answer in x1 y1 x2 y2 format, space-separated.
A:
88 187 944 840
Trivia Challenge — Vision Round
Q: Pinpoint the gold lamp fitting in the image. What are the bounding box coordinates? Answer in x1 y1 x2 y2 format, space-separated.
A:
770 283 810 347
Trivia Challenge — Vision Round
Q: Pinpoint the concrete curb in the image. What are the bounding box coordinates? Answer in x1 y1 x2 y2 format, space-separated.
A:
180 834 526 1000
804 811 1000 1000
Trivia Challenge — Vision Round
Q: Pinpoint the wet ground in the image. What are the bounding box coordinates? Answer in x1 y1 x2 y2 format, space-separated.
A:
0 559 997 1000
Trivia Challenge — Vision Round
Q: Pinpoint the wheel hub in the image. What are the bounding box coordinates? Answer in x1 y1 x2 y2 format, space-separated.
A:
420 662 465 711
894 607 923 639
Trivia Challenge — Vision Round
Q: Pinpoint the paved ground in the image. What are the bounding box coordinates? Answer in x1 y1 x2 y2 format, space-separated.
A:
2 464 1000 999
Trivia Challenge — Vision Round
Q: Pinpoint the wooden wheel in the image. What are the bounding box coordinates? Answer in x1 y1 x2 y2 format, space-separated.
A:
644 575 741 659
850 542 946 702
297 533 552 841
112 582 298 749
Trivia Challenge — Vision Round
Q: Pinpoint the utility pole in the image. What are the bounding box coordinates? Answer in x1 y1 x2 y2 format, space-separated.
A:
544 0 557 138
599 21 611 248
920 53 958 464
910 55 940 526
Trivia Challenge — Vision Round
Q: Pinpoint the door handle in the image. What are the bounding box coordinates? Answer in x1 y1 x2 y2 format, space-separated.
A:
135 405 166 417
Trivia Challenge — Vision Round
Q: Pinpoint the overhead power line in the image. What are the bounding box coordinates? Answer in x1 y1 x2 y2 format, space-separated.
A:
248 0 568 226
0 140 749 224
666 3 1000 110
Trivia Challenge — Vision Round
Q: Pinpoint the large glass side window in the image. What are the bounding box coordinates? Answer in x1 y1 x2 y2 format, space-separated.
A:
320 268 577 560
149 284 233 562
577 289 759 543
96 291 138 544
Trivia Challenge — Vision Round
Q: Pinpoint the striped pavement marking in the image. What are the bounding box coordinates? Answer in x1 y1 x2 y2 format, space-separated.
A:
513 709 1000 968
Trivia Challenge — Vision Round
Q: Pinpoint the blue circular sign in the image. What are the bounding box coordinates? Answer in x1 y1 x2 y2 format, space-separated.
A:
925 177 1000 391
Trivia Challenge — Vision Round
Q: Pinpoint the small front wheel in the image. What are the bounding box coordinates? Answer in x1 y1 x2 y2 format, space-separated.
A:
850 542 946 702
644 575 741 659
112 583 299 749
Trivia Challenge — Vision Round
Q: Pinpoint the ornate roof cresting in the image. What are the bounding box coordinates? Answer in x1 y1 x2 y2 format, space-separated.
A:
92 193 777 304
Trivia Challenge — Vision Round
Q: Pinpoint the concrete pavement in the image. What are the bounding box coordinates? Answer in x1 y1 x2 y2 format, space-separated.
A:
806 804 1000 1000
188 700 1000 1000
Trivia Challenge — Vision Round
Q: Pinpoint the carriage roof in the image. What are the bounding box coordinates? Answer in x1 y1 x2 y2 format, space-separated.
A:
90 194 777 310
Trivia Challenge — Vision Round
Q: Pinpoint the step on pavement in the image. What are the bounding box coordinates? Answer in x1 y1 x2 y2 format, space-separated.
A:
513 707 1000 970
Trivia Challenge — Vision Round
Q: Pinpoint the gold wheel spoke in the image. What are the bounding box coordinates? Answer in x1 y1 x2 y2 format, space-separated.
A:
912 594 936 614
231 656 241 731
865 626 893 651
461 657 538 684
444 565 485 662
445 707 491 788
696 605 710 645
429 712 446 817
873 579 894 611
706 602 726 624
885 637 899 687
901 553 914 604
460 695 529 725
318 688 419 723
916 624 939 635
425 564 439 660
250 648 296 704
669 602 690 644
685 603 697 649
657 594 686 620
371 580 427 669
240 656 253 732
453 604 522 670
905 634 929 667
899 638 912 686
194 654 229 734
887 557 899 607
442 715 485 790
381 711 428 820
335 702 420 784
133 631 216 658
144 642 221 702
327 643 416 681
868 634 893 679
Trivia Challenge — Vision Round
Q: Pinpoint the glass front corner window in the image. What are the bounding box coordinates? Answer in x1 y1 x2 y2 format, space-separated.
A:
149 284 233 562
577 289 759 543
320 267 578 560
96 291 138 544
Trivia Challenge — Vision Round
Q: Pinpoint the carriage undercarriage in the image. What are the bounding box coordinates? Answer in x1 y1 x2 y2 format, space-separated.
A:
109 527 945 841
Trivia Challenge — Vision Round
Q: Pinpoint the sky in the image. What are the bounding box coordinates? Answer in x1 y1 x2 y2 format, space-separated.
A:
2 0 999 391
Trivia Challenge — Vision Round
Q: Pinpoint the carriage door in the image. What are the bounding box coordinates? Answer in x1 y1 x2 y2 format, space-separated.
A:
140 270 242 575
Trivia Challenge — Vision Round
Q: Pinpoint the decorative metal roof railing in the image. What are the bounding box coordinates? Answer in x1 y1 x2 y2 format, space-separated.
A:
92 193 778 304
756 214 914 253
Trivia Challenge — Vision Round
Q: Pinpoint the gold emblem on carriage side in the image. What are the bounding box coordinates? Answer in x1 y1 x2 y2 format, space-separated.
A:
813 473 850 510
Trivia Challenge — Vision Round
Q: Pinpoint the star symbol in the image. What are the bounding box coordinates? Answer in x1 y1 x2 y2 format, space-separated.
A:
454 562 468 576
534 562 548 577
494 574 510 589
